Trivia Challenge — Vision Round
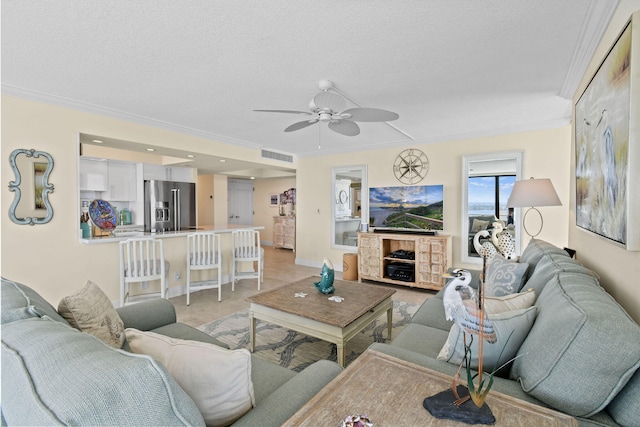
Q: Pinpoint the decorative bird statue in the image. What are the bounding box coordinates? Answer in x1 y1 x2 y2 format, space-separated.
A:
442 269 496 343
490 222 516 260
473 220 515 260
473 230 497 260
314 258 335 294
442 268 497 408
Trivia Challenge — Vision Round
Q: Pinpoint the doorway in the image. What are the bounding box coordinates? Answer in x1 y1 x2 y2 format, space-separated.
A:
228 179 254 225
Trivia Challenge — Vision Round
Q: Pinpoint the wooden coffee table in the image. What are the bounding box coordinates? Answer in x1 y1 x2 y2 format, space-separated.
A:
283 349 577 426
247 276 395 367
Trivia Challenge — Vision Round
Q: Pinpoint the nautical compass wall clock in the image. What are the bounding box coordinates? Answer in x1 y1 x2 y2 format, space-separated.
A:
393 148 429 184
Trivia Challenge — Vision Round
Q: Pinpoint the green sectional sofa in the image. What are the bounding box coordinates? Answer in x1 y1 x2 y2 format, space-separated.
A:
0 278 342 426
3 239 638 426
371 238 640 426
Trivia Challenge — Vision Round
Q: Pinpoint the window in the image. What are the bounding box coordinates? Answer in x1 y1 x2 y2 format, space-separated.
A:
468 175 516 225
461 151 522 264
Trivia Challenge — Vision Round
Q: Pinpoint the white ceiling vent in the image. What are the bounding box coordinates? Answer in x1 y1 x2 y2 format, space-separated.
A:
261 149 293 163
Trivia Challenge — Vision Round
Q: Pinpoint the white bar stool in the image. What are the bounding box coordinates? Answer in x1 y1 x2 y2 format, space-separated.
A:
186 232 223 304
119 237 169 306
231 229 264 290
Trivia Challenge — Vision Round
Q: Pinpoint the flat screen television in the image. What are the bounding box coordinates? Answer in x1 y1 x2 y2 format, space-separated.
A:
369 185 444 231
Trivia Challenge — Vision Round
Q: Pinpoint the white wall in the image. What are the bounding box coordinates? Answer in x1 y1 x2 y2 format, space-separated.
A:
0 96 290 306
197 174 215 225
197 174 229 227
252 177 296 245
295 126 572 272
568 5 640 322
4 3 639 322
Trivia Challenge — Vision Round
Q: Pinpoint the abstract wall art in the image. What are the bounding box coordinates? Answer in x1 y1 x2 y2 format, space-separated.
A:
575 12 640 251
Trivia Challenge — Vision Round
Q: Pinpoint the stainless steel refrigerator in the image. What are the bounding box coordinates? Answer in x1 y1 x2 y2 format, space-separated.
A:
144 180 196 232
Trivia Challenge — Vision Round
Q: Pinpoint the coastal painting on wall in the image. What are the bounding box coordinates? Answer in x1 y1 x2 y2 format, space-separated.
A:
575 14 639 251
369 185 443 231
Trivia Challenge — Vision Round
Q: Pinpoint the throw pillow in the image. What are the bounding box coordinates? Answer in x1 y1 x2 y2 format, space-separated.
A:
58 280 125 348
125 328 255 427
483 289 535 313
485 254 529 296
471 219 490 233
437 306 538 374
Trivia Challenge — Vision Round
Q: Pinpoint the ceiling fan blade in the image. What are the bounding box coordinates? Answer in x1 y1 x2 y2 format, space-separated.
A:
342 108 399 122
253 109 312 115
328 120 360 136
313 91 346 112
284 119 319 132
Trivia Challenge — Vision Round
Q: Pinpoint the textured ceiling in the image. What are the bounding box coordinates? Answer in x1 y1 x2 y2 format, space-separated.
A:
1 0 619 170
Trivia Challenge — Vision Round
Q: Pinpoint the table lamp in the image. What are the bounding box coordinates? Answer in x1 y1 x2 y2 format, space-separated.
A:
507 177 561 237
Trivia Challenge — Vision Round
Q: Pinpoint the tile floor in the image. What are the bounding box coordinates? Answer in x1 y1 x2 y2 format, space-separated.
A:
170 247 435 328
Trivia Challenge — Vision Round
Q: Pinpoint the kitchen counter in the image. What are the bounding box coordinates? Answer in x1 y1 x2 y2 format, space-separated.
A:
79 224 264 245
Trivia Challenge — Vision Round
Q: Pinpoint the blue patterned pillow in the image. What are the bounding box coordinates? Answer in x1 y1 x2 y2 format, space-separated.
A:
485 255 529 296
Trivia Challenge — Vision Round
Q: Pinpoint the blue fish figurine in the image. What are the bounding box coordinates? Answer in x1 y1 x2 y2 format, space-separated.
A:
314 258 335 294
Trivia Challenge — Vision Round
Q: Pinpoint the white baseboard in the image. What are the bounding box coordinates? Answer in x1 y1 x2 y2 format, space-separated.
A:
295 257 345 272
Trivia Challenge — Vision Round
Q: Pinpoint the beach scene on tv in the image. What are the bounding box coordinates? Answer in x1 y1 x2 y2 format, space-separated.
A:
369 185 444 230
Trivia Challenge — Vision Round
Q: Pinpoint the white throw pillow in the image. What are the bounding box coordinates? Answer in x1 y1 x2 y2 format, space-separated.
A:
58 280 125 348
125 329 255 427
483 289 535 313
437 306 538 374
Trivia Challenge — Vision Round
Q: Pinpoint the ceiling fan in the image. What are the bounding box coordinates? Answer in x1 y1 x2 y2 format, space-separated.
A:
254 80 399 137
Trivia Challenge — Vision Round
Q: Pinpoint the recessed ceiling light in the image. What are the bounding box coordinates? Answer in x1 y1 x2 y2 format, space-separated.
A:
92 139 103 143
146 148 155 152
250 176 255 180
219 159 227 163
187 154 195 158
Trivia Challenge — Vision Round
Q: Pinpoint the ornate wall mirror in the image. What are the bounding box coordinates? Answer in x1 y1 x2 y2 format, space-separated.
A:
461 151 522 264
8 149 54 225
331 165 367 248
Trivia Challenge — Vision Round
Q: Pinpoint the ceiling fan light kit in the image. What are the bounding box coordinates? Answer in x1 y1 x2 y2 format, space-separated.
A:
311 91 346 113
254 80 399 137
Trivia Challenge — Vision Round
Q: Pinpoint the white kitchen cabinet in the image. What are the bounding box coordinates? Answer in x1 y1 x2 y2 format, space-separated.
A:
105 161 137 201
142 164 165 181
167 166 194 182
143 164 194 182
80 158 137 201
79 158 108 191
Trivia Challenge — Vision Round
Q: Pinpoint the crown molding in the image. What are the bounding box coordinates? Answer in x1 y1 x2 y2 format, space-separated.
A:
558 0 619 100
296 116 572 158
3 83 571 159
1 84 262 151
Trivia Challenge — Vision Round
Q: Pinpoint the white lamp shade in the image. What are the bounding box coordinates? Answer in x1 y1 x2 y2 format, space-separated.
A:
507 178 561 208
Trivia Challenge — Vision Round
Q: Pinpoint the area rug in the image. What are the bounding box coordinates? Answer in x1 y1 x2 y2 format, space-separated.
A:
198 300 418 372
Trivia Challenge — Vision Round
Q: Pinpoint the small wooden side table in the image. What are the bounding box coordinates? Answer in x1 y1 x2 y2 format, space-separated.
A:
283 349 577 426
